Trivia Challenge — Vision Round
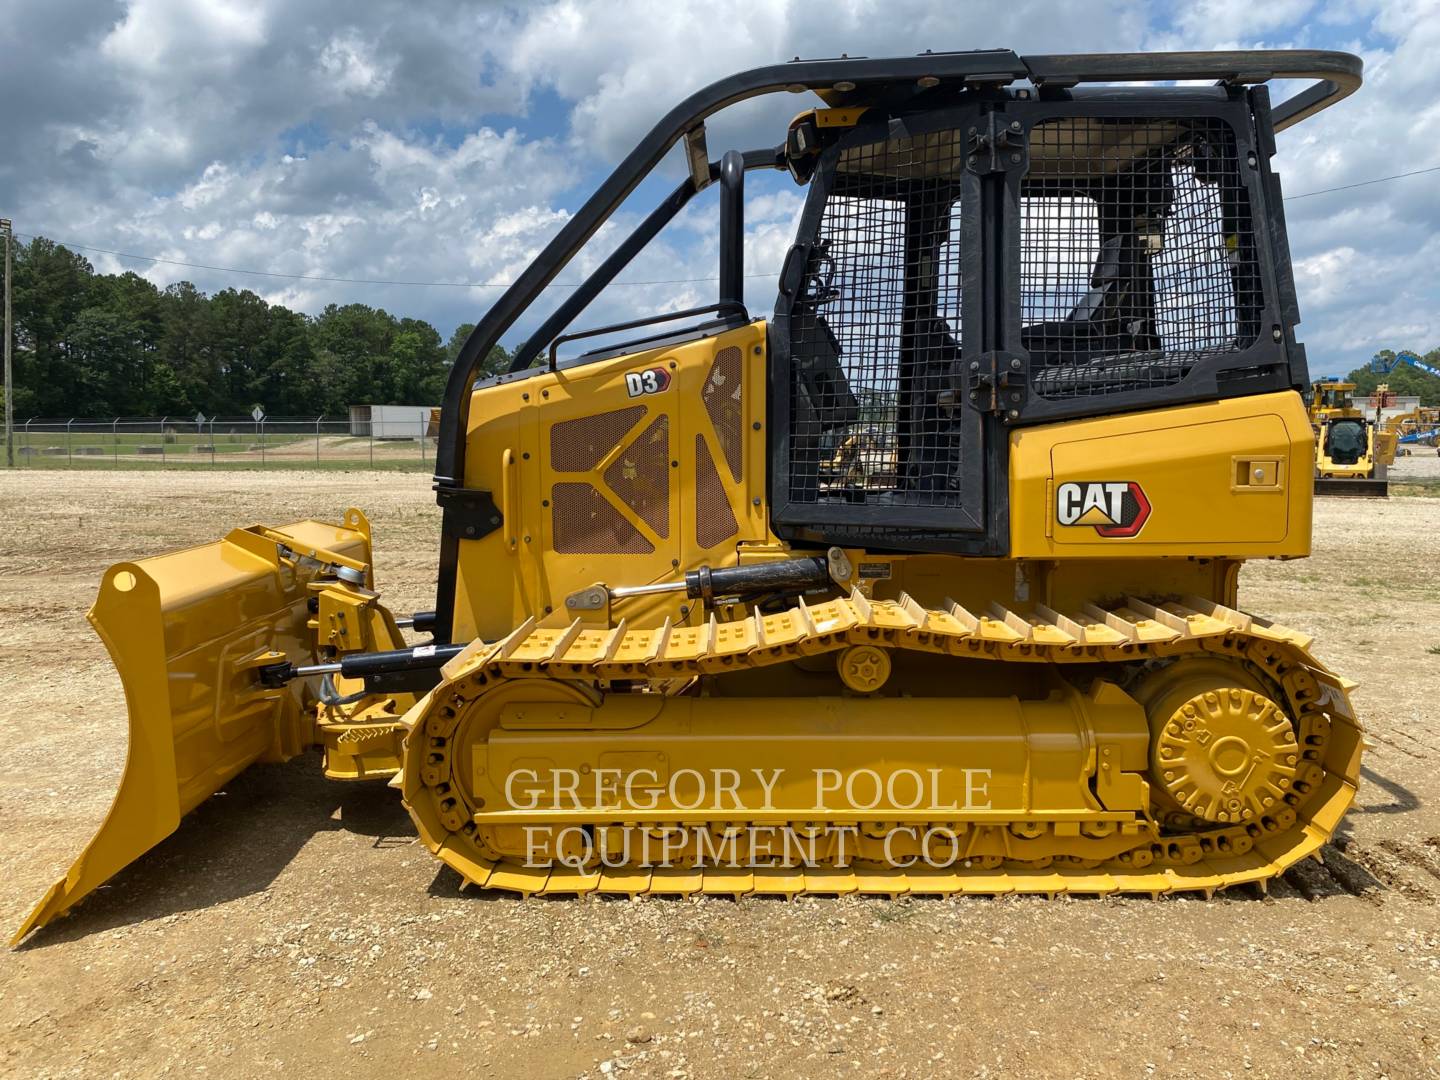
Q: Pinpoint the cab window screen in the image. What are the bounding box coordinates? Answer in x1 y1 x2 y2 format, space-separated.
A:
786 129 966 510
1021 116 1261 400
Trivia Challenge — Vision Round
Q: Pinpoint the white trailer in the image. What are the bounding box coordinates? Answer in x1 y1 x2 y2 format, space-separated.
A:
348 404 434 440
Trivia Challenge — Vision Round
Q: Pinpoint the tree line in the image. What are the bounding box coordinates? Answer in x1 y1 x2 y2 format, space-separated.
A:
2 235 1435 418
0 236 509 418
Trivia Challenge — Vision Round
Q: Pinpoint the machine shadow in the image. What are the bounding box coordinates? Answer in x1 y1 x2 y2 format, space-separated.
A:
1350 764 1421 817
1248 763 1418 904
25 749 1409 944
20 750 417 949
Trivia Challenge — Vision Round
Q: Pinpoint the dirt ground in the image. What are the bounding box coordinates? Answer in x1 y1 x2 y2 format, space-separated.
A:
1 466 1437 1079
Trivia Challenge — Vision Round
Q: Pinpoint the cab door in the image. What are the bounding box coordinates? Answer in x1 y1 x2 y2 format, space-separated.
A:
769 106 997 554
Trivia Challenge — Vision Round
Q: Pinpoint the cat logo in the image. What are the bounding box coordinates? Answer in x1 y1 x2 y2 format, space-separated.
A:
625 366 672 397
1056 481 1152 538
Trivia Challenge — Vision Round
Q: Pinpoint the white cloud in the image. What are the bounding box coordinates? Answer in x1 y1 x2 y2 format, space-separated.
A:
318 31 394 99
1171 0 1318 40
101 0 268 69
1 0 1437 371
505 0 1151 163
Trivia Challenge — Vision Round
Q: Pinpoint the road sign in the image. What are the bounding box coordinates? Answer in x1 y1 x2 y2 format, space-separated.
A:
251 406 265 422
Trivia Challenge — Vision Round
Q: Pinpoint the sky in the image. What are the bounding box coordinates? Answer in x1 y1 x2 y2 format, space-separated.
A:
0 0 1437 375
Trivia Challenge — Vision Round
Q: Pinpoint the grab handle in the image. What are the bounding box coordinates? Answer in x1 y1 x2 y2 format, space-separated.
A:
502 449 517 549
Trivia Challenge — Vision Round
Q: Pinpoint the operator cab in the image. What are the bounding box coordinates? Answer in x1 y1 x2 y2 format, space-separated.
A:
1324 417 1368 465
773 86 1287 551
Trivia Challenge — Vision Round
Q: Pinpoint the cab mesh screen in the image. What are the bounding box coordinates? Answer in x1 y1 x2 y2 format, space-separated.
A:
1022 116 1260 399
786 129 965 510
550 406 646 471
550 405 657 553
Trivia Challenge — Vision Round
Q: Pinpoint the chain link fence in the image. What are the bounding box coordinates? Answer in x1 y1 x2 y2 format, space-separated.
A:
8 415 436 470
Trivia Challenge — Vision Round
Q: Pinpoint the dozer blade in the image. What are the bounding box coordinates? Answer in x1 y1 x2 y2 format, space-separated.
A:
14 510 374 944
1314 477 1388 497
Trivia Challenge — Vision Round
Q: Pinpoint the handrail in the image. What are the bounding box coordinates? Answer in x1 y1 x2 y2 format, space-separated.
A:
718 149 746 308
508 145 784 375
547 302 749 369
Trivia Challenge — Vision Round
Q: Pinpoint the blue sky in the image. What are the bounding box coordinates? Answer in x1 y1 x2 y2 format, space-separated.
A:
1 0 1437 375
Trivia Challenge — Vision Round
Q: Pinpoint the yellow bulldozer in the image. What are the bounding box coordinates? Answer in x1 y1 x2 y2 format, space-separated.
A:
18 48 1368 942
1308 378 1394 496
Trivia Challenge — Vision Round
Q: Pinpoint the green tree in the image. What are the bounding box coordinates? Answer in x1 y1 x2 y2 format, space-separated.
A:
445 322 511 382
7 238 95 415
156 281 210 414
392 317 448 403
201 289 276 414
0 233 495 419
73 271 164 413
254 305 315 415
69 307 135 414
310 303 399 411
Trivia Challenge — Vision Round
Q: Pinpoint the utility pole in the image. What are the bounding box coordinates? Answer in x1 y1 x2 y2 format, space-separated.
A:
2 218 11 468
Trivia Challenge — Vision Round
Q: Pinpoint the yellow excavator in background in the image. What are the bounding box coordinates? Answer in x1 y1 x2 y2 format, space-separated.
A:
17 48 1367 942
1384 404 1440 457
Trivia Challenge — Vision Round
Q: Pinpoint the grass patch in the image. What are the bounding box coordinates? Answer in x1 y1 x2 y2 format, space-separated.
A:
1428 645 1440 656
1343 579 1440 603
16 433 431 460
1391 479 1440 498
19 431 312 451
7 457 432 473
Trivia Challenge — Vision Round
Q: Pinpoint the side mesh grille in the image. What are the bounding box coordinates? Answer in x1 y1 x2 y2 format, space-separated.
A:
702 346 744 483
603 415 670 538
551 482 655 554
694 436 738 550
550 406 646 472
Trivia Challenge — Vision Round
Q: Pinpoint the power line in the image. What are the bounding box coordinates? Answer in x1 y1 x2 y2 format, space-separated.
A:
11 231 772 289
14 162 1439 289
1284 164 1440 201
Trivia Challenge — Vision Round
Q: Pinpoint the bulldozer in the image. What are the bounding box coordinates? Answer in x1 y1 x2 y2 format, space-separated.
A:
1309 378 1393 496
17 48 1368 942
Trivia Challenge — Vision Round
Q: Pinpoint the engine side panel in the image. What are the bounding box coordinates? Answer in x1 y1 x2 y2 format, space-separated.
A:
452 321 771 642
1009 390 1313 559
